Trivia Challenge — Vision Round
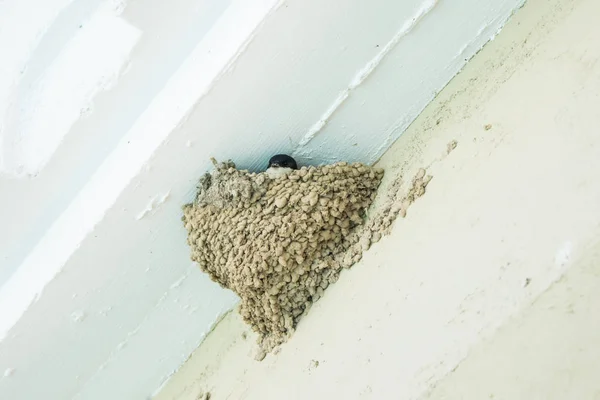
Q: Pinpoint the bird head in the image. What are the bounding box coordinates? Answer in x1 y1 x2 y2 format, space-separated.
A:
268 154 298 170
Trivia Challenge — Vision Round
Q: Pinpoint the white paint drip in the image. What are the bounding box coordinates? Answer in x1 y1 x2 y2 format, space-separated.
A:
71 310 87 323
3 368 15 378
99 306 113 317
295 0 439 149
86 325 140 381
455 23 489 59
555 241 573 267
103 0 127 15
136 191 171 220
298 91 349 146
169 275 186 290
150 373 174 399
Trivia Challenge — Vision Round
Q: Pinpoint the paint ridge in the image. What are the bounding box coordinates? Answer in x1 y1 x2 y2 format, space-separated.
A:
294 0 439 150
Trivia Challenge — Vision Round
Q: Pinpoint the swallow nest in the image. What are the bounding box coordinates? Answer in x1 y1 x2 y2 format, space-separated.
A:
182 159 432 354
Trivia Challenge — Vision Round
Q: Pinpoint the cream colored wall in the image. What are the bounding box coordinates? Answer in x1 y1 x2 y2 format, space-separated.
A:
424 0 600 397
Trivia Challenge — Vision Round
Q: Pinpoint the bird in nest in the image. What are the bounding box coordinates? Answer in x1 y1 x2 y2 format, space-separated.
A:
265 154 298 179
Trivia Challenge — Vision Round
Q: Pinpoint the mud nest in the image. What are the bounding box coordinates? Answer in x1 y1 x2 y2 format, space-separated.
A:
182 159 431 352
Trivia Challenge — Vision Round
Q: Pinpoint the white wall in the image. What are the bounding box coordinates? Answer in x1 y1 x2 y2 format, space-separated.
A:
0 0 524 398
